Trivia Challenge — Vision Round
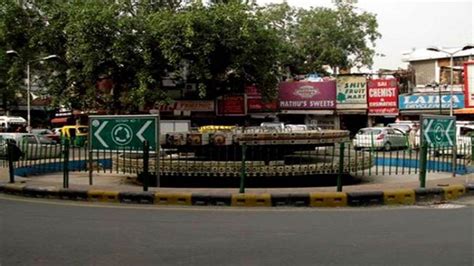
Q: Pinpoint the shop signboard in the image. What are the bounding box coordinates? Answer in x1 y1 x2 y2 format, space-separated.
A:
336 75 367 109
278 81 336 110
399 94 465 110
464 61 474 108
245 85 278 112
216 95 247 116
367 79 398 116
159 100 215 112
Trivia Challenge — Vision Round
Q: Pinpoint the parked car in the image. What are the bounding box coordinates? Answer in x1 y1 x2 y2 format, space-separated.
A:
0 133 61 159
387 123 412 134
32 128 60 143
353 127 408 151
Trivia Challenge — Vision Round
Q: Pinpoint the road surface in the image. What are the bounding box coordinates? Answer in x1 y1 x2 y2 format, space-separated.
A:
1 195 473 266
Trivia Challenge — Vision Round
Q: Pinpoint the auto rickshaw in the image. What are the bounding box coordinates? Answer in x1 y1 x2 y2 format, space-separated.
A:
61 125 88 147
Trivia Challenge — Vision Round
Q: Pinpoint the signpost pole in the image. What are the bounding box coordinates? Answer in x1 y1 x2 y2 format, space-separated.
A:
419 142 427 188
156 116 160 187
88 117 93 185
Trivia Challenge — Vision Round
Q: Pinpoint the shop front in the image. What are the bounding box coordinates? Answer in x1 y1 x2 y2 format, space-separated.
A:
367 78 399 126
278 80 337 129
336 75 368 135
245 86 279 125
157 100 216 126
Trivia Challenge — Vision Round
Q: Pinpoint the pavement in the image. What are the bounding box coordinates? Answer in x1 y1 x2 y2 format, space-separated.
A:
1 166 473 206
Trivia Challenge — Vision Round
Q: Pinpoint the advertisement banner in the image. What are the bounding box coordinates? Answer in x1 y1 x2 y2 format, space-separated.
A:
216 95 247 116
367 79 398 116
399 94 465 109
464 62 474 107
336 76 367 109
278 81 336 110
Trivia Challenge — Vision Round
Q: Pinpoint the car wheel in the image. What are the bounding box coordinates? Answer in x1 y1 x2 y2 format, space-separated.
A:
383 142 391 151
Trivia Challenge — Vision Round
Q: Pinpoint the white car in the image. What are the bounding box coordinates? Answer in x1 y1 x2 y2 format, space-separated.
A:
353 127 408 151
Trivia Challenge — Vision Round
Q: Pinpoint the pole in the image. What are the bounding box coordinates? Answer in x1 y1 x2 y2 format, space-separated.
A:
7 142 15 183
419 142 427 188
26 63 31 133
239 144 247 194
449 55 454 117
143 140 149 192
337 142 345 192
63 139 69 188
438 84 442 115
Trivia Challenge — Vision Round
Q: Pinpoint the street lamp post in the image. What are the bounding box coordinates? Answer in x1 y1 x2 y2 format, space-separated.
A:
427 44 474 116
6 50 59 132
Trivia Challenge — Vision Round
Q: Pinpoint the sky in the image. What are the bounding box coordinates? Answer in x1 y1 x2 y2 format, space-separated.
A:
257 0 473 70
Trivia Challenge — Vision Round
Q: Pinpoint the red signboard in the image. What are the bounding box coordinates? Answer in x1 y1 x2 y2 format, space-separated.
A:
367 79 399 116
216 95 247 116
278 81 336 110
464 61 474 108
245 85 278 112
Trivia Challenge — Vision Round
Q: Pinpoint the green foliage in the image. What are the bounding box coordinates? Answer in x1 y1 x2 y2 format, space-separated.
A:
1 0 380 113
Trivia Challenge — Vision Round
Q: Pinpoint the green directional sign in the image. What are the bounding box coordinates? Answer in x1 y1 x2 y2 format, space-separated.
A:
420 115 456 147
89 115 159 151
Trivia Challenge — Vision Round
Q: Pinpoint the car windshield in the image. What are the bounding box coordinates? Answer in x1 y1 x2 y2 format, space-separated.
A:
78 127 88 134
358 128 382 135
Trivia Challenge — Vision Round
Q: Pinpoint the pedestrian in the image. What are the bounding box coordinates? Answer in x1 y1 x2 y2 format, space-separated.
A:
409 125 419 149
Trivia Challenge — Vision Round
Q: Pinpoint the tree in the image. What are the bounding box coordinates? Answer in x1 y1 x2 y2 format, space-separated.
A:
293 1 381 73
151 1 282 100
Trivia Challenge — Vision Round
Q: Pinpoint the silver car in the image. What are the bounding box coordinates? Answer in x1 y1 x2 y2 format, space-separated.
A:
353 127 408 151
0 133 61 160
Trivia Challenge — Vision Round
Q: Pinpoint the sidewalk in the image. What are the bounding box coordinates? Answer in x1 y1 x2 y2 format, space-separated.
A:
2 168 472 194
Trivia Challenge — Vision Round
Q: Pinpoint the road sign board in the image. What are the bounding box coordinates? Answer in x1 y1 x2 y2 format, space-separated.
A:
89 115 159 151
420 115 456 147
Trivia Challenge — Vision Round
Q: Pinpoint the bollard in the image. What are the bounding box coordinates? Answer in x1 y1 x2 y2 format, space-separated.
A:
419 142 427 188
239 144 247 194
7 141 15 183
337 142 345 192
142 140 149 192
63 139 70 188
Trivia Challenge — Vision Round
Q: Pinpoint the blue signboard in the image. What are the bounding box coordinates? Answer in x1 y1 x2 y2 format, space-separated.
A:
399 94 465 110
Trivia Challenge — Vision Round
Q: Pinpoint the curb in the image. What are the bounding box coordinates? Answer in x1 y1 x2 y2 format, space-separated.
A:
0 183 472 208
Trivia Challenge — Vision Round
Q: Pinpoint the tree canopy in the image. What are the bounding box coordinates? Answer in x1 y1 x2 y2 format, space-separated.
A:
0 0 380 114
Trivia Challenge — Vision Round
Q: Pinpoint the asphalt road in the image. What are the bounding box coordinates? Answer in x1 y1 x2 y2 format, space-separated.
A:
1 196 473 266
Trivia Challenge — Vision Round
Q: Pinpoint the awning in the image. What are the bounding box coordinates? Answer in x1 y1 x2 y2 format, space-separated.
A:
454 108 474 114
280 110 334 115
51 117 69 124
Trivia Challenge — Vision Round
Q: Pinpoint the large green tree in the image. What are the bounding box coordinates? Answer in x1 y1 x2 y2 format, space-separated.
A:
293 1 381 73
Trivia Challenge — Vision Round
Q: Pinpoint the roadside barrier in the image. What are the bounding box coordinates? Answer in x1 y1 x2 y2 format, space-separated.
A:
3 183 25 195
414 187 444 203
310 192 347 207
58 189 88 201
119 192 154 204
1 183 472 207
231 193 272 207
347 191 384 206
154 192 192 206
442 185 466 200
383 189 416 205
23 186 59 198
88 190 120 202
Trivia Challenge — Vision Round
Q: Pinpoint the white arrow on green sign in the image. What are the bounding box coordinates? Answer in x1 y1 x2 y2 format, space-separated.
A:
89 115 159 151
421 115 456 147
